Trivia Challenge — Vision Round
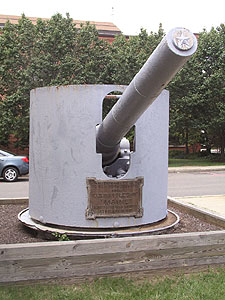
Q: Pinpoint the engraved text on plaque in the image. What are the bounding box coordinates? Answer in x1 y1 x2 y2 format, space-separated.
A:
86 177 144 219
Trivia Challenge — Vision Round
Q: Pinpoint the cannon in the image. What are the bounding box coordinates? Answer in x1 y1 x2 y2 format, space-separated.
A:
96 27 197 176
19 28 197 237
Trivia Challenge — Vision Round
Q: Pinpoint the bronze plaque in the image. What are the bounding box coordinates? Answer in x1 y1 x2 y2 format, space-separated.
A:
86 177 144 220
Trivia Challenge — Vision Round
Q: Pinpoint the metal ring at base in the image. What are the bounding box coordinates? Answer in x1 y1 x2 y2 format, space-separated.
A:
18 208 179 239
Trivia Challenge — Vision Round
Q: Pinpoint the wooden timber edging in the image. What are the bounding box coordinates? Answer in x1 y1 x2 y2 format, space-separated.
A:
1 197 225 284
1 230 225 284
0 197 29 205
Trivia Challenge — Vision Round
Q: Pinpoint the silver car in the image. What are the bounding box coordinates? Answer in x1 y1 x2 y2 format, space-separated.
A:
0 149 29 182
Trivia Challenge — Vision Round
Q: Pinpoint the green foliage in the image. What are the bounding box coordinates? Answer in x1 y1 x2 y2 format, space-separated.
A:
194 24 225 160
169 54 202 154
110 25 165 84
1 15 224 160
169 23 225 160
0 15 35 147
0 14 112 148
52 232 70 241
0 15 163 149
169 150 186 159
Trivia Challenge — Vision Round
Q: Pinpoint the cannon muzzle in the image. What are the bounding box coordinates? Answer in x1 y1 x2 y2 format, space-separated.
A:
96 27 197 172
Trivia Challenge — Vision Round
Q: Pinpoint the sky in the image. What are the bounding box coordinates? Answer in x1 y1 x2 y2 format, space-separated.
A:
1 0 224 35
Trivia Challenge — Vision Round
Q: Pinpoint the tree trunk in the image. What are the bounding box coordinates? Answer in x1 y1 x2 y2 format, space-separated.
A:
220 132 225 161
185 128 189 155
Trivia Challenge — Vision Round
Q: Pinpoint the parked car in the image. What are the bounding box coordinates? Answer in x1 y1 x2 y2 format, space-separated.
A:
0 150 29 182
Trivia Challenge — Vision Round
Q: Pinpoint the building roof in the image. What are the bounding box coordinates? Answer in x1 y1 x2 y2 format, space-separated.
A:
0 14 121 37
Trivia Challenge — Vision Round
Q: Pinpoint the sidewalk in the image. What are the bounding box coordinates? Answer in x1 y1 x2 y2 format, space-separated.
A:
168 165 225 218
171 194 225 218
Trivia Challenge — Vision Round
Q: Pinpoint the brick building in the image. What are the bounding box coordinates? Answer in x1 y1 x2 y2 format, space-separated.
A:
0 14 121 43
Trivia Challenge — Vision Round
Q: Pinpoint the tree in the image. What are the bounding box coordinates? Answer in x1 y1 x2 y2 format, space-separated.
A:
0 15 36 148
110 25 165 85
169 24 225 160
0 14 112 149
168 56 202 154
0 18 165 150
104 25 165 144
194 24 225 160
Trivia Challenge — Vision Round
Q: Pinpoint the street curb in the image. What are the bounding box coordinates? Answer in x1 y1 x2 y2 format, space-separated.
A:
168 196 225 229
168 166 225 173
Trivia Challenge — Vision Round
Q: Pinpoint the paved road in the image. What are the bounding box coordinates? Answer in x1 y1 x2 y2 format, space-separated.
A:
0 177 29 198
0 170 225 199
168 170 225 197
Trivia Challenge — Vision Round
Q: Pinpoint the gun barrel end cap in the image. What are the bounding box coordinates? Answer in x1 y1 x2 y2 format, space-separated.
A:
172 28 195 51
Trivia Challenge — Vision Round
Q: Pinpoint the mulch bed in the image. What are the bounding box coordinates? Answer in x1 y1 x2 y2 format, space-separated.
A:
0 204 224 244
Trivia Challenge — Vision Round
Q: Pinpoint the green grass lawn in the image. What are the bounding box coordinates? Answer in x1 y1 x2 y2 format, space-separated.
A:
168 152 225 167
1 268 225 300
169 158 225 167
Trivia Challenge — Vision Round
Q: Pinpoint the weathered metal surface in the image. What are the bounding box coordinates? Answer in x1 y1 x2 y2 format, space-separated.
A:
18 208 179 237
86 177 144 219
28 86 169 228
172 28 194 50
96 27 198 165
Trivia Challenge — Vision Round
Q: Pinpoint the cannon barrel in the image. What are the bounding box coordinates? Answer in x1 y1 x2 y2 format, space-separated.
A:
96 28 197 166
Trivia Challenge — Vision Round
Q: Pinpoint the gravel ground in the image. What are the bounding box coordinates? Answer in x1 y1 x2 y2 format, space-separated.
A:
0 204 224 244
